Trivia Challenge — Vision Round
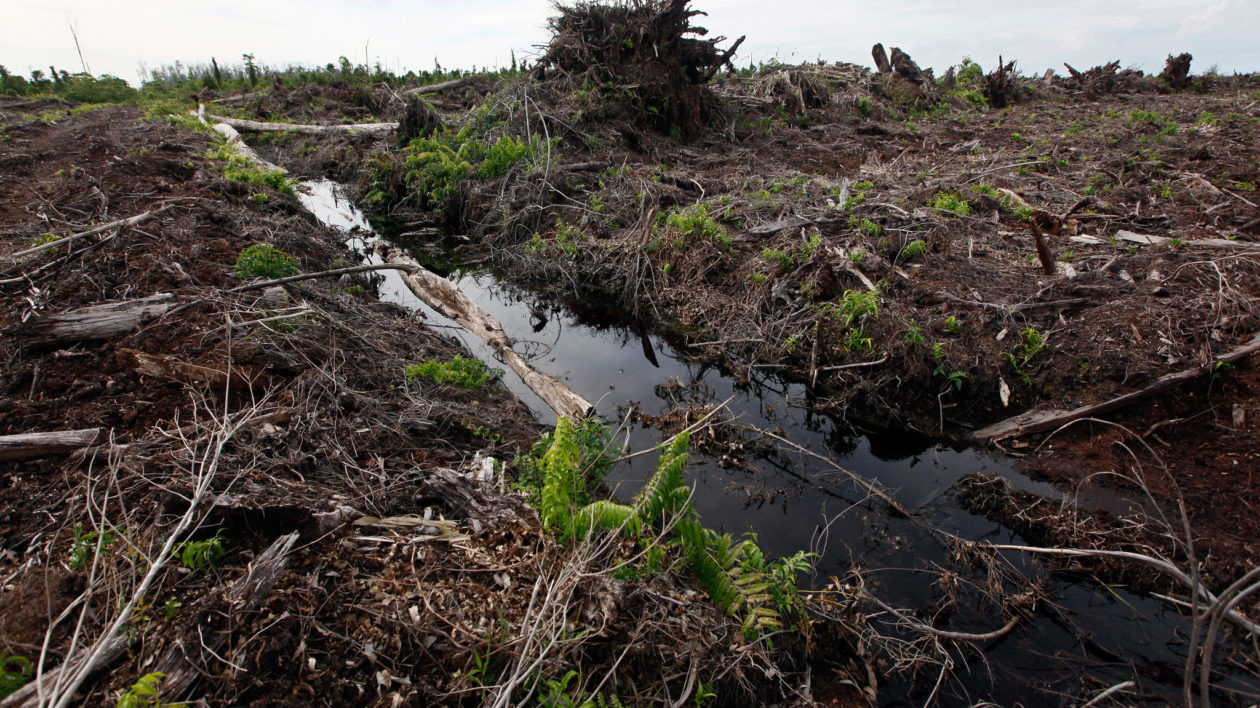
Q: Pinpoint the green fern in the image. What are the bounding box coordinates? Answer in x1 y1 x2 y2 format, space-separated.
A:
635 432 691 526
572 500 640 538
540 418 580 534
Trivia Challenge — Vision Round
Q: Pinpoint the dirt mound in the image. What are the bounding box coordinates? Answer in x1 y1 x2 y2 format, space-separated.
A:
534 0 743 135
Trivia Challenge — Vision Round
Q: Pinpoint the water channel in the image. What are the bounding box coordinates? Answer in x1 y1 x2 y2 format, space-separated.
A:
298 180 1250 706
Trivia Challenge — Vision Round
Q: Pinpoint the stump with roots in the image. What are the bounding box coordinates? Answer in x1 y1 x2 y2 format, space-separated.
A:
533 0 744 136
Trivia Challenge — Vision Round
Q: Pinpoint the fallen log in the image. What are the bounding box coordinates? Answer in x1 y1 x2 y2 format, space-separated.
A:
973 330 1260 443
0 428 102 462
12 293 176 345
383 248 593 420
401 75 485 96
117 348 261 393
152 532 300 701
204 112 397 136
194 105 286 174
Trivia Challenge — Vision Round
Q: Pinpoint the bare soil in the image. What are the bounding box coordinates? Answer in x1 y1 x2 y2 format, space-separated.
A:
0 103 834 706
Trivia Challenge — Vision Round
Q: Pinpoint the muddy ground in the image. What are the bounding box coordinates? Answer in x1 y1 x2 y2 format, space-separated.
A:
0 101 844 706
2 47 1259 707
278 62 1260 604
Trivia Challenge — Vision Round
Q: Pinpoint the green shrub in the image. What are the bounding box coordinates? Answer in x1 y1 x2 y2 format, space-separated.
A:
405 355 501 389
176 530 226 574
661 204 728 248
233 243 299 280
931 192 971 216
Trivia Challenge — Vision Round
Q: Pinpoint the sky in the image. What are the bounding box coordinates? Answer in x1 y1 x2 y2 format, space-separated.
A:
2 0 1257 86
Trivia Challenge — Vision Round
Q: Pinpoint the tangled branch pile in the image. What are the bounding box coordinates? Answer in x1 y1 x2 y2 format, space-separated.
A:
533 0 744 134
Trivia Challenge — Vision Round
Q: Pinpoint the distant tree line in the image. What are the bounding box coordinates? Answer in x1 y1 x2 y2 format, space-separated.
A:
1 52 522 104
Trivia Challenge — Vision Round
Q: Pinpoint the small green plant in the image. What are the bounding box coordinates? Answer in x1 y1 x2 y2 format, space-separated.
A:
1212 360 1233 379
175 530 226 574
899 239 928 260
858 219 881 238
405 356 501 389
70 522 116 571
29 232 59 247
660 204 728 248
856 96 872 118
0 654 32 699
944 315 961 333
250 192 269 204
1237 181 1256 193
1005 327 1046 383
931 192 971 217
903 324 926 345
233 243 299 280
117 671 182 708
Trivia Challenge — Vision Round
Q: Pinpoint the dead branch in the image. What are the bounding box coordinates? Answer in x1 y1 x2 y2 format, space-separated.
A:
193 105 286 174
974 330 1260 443
8 206 172 260
0 428 102 462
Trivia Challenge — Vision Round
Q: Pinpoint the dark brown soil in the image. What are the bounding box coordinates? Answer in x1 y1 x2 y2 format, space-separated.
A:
0 104 835 706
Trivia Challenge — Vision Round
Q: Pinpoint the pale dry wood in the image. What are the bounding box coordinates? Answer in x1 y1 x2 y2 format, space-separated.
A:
152 532 300 701
383 248 593 420
400 75 484 96
1115 229 1260 250
205 111 397 136
0 428 101 462
14 293 176 345
974 330 1260 443
194 104 287 174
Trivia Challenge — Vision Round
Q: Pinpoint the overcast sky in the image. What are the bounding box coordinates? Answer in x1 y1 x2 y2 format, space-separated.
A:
3 0 1256 86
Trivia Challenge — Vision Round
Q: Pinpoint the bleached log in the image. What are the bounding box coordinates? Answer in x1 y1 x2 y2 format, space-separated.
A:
204 112 397 136
193 104 287 174
14 293 175 345
974 330 1260 443
383 248 593 420
401 75 484 96
0 428 102 462
1114 229 1260 250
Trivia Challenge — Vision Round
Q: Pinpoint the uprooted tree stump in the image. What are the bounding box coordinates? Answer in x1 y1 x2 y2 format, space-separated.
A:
1062 60 1145 96
983 56 1019 108
1160 52 1193 90
533 0 744 136
872 44 938 105
396 95 443 145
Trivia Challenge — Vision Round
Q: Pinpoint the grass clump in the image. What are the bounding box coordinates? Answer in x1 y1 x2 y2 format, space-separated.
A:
233 243 299 280
395 123 559 211
405 355 501 389
660 204 729 248
930 192 971 217
207 145 295 195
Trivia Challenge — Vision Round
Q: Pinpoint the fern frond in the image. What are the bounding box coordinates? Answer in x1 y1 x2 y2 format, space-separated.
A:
635 432 692 526
573 500 639 538
540 417 580 534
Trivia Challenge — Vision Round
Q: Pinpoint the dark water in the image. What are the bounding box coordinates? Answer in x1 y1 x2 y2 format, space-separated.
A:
299 181 1253 706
